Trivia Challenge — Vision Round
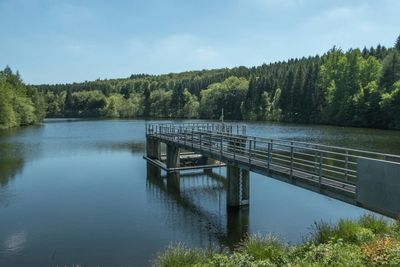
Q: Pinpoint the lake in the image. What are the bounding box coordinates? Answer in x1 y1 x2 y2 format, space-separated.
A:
1 119 399 267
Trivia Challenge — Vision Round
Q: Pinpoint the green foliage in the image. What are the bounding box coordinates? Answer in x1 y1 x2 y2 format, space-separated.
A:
0 67 45 129
238 235 288 264
320 48 383 126
27 35 400 129
380 51 400 91
293 239 365 266
359 214 391 235
153 243 209 267
101 93 143 118
311 219 375 245
380 81 400 129
199 76 248 120
336 220 376 244
396 35 400 52
150 89 172 117
154 216 400 266
207 252 274 267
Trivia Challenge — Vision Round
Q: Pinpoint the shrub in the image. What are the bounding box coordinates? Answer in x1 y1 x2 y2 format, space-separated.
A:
310 221 336 244
153 243 209 267
295 239 365 266
362 237 400 266
311 220 375 245
359 214 390 235
208 252 275 267
336 220 375 244
238 235 288 265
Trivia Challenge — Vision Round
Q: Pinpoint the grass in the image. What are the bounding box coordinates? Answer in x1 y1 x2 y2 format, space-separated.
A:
153 214 400 267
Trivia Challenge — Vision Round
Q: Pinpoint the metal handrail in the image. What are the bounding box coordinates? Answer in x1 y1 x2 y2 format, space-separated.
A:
147 123 399 161
146 123 400 189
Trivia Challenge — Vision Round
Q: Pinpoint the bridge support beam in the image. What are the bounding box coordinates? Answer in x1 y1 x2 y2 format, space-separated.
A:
227 165 249 207
146 137 160 160
166 144 180 169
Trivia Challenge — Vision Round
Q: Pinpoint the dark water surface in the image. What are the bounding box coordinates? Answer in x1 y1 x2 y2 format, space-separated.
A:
0 119 399 267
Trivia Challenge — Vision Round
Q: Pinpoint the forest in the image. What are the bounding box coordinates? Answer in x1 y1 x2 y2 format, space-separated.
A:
1 35 399 130
0 67 46 129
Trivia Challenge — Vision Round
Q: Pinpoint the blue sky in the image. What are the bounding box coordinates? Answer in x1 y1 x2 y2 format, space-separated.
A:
1 0 399 84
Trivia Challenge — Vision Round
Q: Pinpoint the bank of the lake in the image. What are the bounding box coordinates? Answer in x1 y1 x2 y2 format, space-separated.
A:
0 119 399 267
155 215 400 266
153 217 400 267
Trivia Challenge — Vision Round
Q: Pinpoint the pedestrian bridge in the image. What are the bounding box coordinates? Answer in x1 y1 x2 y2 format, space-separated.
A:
144 123 400 218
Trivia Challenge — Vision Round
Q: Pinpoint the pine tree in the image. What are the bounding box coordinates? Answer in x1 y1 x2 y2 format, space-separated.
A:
395 34 400 52
380 51 400 91
64 89 74 117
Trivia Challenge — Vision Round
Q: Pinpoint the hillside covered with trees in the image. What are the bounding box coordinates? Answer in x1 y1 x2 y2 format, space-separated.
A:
2 36 399 130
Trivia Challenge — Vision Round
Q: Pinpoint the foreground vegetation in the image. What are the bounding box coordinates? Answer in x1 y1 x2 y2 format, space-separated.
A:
154 215 400 266
35 35 400 129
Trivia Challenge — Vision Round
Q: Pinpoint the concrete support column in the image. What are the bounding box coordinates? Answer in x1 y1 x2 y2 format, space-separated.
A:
146 137 160 160
166 144 180 169
227 165 250 207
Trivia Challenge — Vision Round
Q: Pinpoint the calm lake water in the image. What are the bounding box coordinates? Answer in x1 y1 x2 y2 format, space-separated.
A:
0 119 399 267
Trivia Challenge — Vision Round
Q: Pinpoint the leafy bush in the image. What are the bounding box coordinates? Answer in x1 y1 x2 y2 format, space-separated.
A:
293 239 365 266
310 221 336 244
238 235 288 265
208 252 275 267
311 219 375 245
336 220 375 244
362 237 400 266
359 214 390 235
154 216 400 267
153 243 209 267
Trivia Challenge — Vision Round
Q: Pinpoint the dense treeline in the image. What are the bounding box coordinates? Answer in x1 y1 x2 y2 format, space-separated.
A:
13 35 400 130
0 67 46 129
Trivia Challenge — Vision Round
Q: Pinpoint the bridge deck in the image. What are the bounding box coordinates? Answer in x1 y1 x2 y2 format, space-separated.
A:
146 123 400 206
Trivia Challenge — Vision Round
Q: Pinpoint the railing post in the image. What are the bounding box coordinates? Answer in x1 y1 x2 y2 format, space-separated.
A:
344 150 349 181
249 139 252 164
200 132 202 150
220 134 223 156
233 137 236 160
267 141 272 170
314 150 318 173
191 130 194 149
319 152 323 189
209 133 212 153
290 142 294 179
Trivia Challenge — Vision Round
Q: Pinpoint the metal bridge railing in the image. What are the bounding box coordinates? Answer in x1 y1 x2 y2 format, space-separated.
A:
146 123 400 190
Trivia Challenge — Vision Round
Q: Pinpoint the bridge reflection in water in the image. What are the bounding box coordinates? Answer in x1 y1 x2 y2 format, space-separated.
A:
146 163 249 249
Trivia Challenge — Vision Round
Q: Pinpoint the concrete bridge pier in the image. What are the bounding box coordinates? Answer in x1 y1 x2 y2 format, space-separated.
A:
166 144 180 169
227 165 250 207
146 137 160 160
